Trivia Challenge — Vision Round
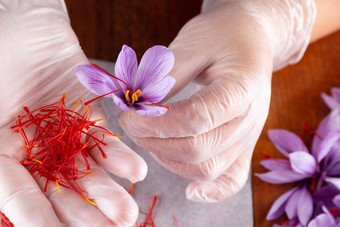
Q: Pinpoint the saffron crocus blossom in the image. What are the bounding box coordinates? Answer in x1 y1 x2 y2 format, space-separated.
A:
321 87 340 110
256 109 340 225
257 109 340 187
74 45 175 118
255 129 317 185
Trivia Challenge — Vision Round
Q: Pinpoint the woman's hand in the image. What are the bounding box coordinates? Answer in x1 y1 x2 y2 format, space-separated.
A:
0 1 147 226
120 0 316 202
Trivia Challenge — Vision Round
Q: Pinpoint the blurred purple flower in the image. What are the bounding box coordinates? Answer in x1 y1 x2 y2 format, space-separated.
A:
322 87 340 110
256 107 340 226
74 45 175 118
255 129 317 184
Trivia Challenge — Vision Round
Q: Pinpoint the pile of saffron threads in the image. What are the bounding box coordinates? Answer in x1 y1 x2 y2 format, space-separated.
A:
0 212 13 227
11 94 120 206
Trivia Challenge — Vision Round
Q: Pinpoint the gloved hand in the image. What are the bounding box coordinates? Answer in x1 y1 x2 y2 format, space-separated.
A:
120 0 316 202
0 1 147 226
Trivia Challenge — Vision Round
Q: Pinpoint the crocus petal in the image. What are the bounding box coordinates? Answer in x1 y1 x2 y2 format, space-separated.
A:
259 159 290 171
308 206 336 227
135 45 174 90
133 104 168 118
325 177 340 190
321 92 340 110
255 169 309 184
111 94 129 112
328 161 340 176
297 185 313 226
307 213 336 227
289 151 316 175
74 65 120 96
317 128 340 162
332 194 340 208
266 186 299 220
141 76 176 103
268 129 308 157
331 87 340 103
285 186 303 219
313 185 340 206
115 45 138 90
312 109 340 156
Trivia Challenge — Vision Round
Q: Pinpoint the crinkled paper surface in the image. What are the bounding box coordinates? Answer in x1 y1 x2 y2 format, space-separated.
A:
92 59 253 227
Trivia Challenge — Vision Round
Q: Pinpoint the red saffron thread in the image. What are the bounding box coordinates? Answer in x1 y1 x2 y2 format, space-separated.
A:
263 153 290 165
11 95 119 206
302 121 323 142
129 183 178 227
173 216 179 227
0 212 13 227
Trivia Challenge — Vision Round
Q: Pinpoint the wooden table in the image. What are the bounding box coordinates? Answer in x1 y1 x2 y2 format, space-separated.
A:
66 1 340 226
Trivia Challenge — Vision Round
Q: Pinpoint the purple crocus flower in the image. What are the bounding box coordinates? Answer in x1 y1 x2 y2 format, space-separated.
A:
256 108 340 226
321 87 340 110
255 129 317 185
74 45 175 118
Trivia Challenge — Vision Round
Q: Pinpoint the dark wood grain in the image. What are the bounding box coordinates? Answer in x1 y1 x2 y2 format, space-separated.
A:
252 31 340 226
66 0 202 60
65 1 340 226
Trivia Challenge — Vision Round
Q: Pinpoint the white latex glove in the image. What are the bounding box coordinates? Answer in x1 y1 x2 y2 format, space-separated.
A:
120 0 316 202
0 1 147 226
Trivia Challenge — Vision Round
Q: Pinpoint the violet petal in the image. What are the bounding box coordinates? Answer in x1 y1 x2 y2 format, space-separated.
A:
260 159 290 171
307 213 336 227
321 92 340 110
297 185 313 226
332 194 340 208
285 186 303 219
289 151 316 175
255 169 309 184
266 186 298 220
312 109 340 156
135 45 174 91
313 185 339 206
140 75 175 103
317 128 340 162
133 104 168 118
331 87 340 103
325 177 340 190
74 65 120 96
327 161 340 176
115 45 138 90
268 129 307 157
111 94 129 112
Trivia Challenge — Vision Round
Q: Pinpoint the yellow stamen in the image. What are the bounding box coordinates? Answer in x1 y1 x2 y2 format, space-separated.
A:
32 158 42 164
131 89 142 103
55 180 60 194
125 90 131 102
125 89 142 103
85 197 97 207
92 118 105 123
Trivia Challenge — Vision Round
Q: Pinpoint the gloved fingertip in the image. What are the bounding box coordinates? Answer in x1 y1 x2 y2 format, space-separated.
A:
185 182 220 203
128 158 148 183
115 195 139 226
